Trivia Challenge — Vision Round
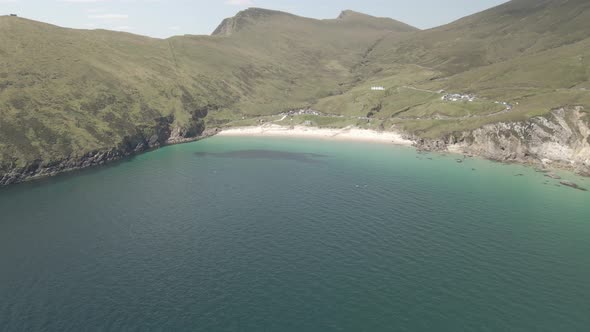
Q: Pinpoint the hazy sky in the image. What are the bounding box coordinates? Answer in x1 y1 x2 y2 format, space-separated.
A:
1 0 509 38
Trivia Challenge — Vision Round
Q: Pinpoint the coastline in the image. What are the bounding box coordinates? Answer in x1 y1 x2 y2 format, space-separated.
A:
218 124 589 180
0 129 219 187
217 124 414 146
2 121 588 188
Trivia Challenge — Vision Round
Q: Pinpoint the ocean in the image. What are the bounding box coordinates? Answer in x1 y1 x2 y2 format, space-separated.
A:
1 136 589 331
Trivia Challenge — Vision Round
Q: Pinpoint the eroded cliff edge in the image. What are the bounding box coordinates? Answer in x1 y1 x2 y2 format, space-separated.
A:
0 107 217 186
413 107 590 176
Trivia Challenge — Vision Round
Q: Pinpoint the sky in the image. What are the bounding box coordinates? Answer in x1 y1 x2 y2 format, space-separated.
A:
1 0 509 38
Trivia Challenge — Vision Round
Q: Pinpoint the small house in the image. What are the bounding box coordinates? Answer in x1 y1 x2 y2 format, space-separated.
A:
10 14 18 17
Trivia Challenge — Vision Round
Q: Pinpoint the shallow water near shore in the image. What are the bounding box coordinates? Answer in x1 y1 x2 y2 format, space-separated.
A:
1 136 589 331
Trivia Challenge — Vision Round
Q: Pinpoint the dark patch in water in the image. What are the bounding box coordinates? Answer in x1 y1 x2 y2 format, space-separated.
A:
195 150 328 163
560 181 588 191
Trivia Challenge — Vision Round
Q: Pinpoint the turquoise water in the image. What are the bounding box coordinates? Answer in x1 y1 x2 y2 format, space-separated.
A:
1 136 589 331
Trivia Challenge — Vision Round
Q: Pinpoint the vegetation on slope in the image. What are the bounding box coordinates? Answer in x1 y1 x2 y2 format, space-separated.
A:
366 0 590 74
0 9 414 171
1 0 590 181
311 0 590 137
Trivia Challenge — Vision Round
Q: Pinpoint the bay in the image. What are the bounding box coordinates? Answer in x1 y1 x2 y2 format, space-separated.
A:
1 136 589 331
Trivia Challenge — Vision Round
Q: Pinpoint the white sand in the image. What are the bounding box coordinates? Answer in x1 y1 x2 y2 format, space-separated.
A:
218 124 414 145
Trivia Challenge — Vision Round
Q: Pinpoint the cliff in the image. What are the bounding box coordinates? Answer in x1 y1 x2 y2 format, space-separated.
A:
0 109 215 186
413 107 590 176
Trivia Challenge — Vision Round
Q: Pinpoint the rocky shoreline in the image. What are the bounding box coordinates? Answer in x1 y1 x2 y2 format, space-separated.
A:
409 107 590 177
0 127 219 187
0 102 218 186
1 107 588 187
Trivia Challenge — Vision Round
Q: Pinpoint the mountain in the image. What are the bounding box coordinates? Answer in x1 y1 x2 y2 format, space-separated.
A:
0 9 414 184
305 0 590 175
212 8 417 36
313 0 590 138
212 8 297 36
367 0 590 74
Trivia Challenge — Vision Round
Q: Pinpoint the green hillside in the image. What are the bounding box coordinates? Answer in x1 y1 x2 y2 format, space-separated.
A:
0 9 414 169
313 0 590 137
366 0 590 74
0 17 184 166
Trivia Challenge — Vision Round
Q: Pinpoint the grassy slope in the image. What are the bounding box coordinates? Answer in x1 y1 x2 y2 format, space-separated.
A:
199 8 418 118
367 0 590 74
0 18 185 166
0 10 415 167
312 0 590 137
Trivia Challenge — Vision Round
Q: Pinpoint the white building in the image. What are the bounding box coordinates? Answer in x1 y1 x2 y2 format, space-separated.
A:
371 86 385 91
442 93 476 102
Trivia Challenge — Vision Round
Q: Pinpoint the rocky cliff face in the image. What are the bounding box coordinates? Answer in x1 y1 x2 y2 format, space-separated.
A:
212 8 291 36
0 109 216 186
414 107 590 176
211 17 238 36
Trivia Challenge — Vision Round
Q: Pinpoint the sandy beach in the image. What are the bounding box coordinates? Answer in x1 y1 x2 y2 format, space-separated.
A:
218 124 414 145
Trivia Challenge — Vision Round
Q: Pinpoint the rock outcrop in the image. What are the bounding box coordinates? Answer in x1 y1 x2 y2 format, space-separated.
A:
413 107 590 176
0 108 216 186
212 8 292 36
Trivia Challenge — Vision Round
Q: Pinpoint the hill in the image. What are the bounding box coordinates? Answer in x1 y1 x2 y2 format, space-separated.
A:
0 10 415 184
366 0 590 74
311 0 590 139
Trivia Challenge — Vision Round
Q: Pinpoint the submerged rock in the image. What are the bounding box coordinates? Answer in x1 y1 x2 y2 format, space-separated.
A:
560 181 588 191
545 173 562 180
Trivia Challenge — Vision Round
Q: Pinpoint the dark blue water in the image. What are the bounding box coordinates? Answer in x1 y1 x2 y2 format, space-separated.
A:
1 137 589 331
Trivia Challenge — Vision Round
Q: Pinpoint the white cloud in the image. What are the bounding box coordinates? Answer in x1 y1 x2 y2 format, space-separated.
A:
169 26 181 30
225 0 253 6
88 13 128 19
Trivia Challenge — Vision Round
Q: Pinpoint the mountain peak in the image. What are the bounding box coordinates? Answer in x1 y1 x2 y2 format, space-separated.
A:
238 7 290 16
337 10 372 19
212 8 293 36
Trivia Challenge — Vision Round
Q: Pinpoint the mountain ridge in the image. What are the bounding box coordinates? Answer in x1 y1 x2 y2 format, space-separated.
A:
367 0 590 74
212 7 417 36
